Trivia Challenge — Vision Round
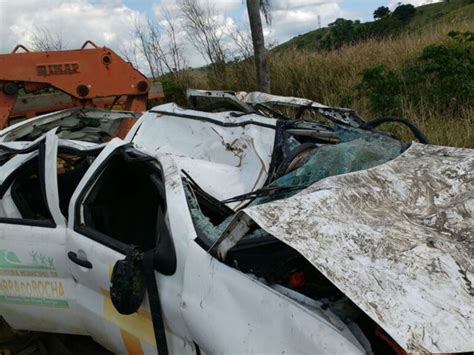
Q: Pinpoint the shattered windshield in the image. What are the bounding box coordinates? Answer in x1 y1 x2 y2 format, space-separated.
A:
184 118 406 246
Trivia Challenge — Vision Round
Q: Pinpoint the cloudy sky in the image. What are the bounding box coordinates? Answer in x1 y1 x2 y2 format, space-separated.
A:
0 0 441 69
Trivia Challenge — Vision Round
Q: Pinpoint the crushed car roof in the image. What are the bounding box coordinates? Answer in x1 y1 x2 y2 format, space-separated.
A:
130 103 277 210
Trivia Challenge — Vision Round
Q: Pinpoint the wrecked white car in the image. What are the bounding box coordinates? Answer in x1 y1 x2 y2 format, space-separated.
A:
0 91 472 354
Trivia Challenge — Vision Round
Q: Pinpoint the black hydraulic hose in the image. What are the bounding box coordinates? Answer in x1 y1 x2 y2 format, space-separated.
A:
360 116 429 144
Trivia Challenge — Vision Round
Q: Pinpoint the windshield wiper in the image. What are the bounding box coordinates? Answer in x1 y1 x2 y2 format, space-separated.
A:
220 185 306 204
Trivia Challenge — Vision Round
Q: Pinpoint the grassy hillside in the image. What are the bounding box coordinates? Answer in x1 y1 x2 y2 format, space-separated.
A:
276 0 474 52
407 0 474 28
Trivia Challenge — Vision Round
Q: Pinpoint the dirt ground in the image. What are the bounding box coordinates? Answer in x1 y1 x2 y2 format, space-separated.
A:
0 318 111 355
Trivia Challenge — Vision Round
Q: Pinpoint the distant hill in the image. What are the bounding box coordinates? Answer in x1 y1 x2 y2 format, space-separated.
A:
275 0 474 52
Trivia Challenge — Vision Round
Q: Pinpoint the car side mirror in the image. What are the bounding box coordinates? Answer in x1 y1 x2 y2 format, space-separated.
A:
110 247 171 353
110 248 146 315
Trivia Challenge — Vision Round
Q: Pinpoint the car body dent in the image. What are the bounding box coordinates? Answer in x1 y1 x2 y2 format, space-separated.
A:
214 142 474 353
181 241 365 354
156 149 367 354
132 104 276 210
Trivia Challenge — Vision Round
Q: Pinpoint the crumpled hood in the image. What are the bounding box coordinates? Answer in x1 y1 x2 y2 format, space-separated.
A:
217 143 474 353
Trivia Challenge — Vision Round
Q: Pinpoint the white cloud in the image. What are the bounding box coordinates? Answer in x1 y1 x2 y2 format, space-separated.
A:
200 0 241 13
263 1 349 45
153 0 241 18
388 0 443 9
0 0 141 54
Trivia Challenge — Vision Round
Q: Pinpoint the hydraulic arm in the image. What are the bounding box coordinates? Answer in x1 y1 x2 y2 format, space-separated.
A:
0 41 159 128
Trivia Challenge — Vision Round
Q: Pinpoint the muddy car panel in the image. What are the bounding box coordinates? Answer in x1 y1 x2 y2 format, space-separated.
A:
213 142 474 353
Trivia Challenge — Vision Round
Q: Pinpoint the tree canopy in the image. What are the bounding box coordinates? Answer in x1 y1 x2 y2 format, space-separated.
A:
373 6 391 20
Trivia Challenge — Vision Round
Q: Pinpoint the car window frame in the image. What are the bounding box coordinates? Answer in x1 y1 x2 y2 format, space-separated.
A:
0 142 56 228
72 145 166 254
55 144 104 221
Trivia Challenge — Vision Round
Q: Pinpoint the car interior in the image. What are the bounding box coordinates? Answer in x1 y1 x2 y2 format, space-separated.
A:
82 148 164 251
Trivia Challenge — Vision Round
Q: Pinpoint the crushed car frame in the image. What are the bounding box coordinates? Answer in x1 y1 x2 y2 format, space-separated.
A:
0 90 472 354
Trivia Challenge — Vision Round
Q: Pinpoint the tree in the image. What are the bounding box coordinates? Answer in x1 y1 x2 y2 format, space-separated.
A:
132 13 187 80
133 18 161 79
119 41 140 70
179 0 227 75
323 18 358 49
159 9 188 78
373 6 391 20
227 25 254 61
28 26 64 51
247 0 271 93
392 4 416 22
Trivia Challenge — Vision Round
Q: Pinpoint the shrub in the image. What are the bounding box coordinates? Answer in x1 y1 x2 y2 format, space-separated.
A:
408 39 473 111
358 32 473 116
320 4 411 50
160 78 181 102
357 65 403 115
322 18 360 49
365 16 404 39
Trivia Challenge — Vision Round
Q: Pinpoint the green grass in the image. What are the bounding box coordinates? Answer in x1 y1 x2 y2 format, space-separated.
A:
275 28 328 52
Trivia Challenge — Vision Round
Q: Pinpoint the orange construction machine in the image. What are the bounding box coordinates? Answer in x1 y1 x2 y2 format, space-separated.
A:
0 41 163 128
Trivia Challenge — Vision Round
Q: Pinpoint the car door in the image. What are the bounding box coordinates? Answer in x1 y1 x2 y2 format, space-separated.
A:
0 135 85 335
63 139 193 354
